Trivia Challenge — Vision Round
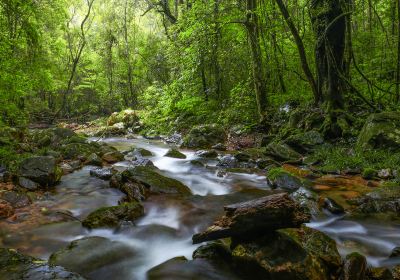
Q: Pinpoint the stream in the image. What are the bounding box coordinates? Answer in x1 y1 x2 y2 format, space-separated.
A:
2 136 400 279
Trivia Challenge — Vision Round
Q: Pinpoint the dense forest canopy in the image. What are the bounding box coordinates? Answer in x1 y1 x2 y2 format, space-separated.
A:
1 0 399 133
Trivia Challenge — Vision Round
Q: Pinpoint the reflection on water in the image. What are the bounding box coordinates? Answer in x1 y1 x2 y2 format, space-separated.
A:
2 136 400 279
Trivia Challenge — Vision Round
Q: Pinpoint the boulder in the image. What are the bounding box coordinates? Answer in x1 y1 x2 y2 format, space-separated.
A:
164 149 187 159
357 112 400 150
130 158 155 167
195 150 218 159
90 168 114 180
102 151 124 163
285 130 324 153
0 199 14 219
60 143 97 160
49 236 136 277
192 193 310 244
266 168 306 193
265 142 302 162
18 177 39 190
0 248 84 280
95 124 126 137
107 109 139 128
133 148 153 157
231 226 341 280
19 156 62 188
342 252 367 280
217 155 239 169
164 133 182 145
85 153 103 166
182 124 225 149
82 202 144 229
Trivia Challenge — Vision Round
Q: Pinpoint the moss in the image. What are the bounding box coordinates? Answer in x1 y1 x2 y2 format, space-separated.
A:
362 168 376 180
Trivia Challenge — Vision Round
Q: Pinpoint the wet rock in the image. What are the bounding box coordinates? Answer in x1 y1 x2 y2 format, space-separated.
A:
367 267 393 280
102 151 124 163
290 187 320 216
0 199 14 219
190 160 204 167
0 191 30 208
0 248 84 280
147 257 241 280
164 133 182 145
193 241 231 261
357 112 400 150
390 247 400 258
182 124 226 149
61 143 97 160
265 142 302 162
19 156 62 188
165 148 187 159
285 130 324 153
90 168 114 180
85 153 102 166
82 202 144 229
110 167 191 200
196 150 218 159
255 158 278 170
49 236 136 278
69 160 82 170
133 148 153 157
342 252 367 280
18 176 39 190
231 226 341 280
266 168 306 193
60 163 74 174
192 193 310 244
131 158 155 167
212 143 226 151
217 155 239 168
234 152 251 162
323 197 345 214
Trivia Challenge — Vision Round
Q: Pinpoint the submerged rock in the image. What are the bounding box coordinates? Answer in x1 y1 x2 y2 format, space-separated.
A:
0 199 14 219
82 202 144 229
0 248 84 280
192 193 310 244
49 236 136 278
19 156 62 188
357 112 400 150
231 226 341 280
182 124 225 149
165 149 186 159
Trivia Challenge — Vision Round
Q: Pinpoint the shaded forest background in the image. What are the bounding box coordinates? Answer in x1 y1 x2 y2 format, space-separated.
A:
0 0 399 134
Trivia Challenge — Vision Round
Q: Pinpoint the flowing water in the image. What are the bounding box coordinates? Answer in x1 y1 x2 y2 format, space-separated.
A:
2 136 400 279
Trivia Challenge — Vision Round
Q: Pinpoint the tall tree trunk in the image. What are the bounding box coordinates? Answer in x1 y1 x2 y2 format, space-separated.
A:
275 0 320 103
124 0 136 107
396 0 400 102
245 0 267 122
310 0 348 136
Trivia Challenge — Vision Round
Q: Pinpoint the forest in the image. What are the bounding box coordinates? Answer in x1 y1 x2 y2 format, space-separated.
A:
2 0 400 279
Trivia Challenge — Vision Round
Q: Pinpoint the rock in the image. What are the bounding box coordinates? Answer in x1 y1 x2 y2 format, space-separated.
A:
378 169 392 179
362 168 376 179
0 199 14 219
195 150 218 159
19 156 62 188
0 248 84 280
18 176 39 190
217 155 239 168
212 143 226 151
60 163 74 174
111 167 192 200
130 158 155 167
390 247 400 258
357 112 400 150
0 191 30 208
85 153 103 166
165 149 187 159
323 197 345 214
90 168 114 180
342 252 367 280
102 151 124 163
290 187 320 216
82 202 144 229
231 226 341 280
265 142 302 162
164 133 182 145
69 160 82 170
133 148 153 157
285 130 324 153
392 265 400 280
49 236 136 277
234 152 251 162
107 109 139 128
182 124 225 149
266 168 305 193
61 143 97 160
367 267 393 280
192 241 231 261
192 193 310 244
0 167 10 183
147 257 241 280
95 124 126 137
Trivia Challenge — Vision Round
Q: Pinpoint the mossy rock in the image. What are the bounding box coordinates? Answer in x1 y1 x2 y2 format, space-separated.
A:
134 148 153 157
18 156 62 188
357 112 400 150
107 109 139 128
362 168 376 180
164 149 186 159
121 166 192 196
285 130 324 153
231 226 341 280
49 236 137 277
265 142 302 162
267 167 309 193
82 202 144 229
182 124 225 149
0 248 84 280
60 143 97 160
